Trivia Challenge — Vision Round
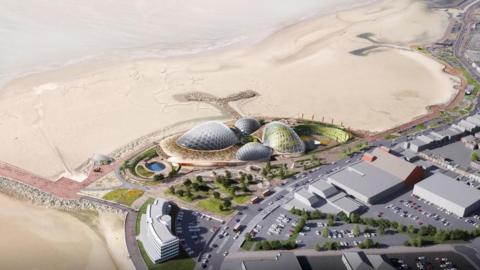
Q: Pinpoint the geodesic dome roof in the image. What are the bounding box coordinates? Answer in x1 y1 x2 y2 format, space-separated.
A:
262 121 305 154
236 142 273 161
176 121 238 151
234 118 261 135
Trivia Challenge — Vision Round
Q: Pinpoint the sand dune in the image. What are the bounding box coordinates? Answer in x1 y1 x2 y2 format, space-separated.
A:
0 194 123 270
0 0 458 179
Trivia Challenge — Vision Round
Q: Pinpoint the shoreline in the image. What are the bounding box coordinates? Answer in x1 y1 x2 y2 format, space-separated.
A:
0 0 460 180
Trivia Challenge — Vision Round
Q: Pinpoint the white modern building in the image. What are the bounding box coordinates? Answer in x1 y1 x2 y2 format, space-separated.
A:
413 173 480 217
139 198 179 263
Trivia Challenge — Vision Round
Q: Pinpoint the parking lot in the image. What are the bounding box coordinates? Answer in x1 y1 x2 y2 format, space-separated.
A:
367 188 479 231
175 209 223 258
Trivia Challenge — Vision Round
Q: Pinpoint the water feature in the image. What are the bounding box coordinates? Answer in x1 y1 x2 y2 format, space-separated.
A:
145 162 166 172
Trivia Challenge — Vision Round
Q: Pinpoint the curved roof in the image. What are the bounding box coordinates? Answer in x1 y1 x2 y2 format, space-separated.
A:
176 121 238 151
236 142 273 161
234 118 261 135
262 121 305 154
92 153 114 163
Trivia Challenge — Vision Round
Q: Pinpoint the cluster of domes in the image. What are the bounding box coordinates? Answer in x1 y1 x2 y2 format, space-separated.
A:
176 121 238 151
262 121 305 154
175 119 305 158
234 118 261 135
236 142 273 161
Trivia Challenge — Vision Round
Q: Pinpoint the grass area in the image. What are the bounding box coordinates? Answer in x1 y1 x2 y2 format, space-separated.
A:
294 122 352 143
197 197 233 216
103 188 144 206
126 147 158 177
136 164 155 178
241 240 256 251
136 197 155 236
342 142 368 157
233 194 252 205
137 241 195 270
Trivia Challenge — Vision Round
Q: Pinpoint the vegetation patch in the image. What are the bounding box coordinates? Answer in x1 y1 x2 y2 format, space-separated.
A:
136 164 155 178
232 194 252 205
125 147 159 177
103 188 144 206
294 122 352 143
197 197 233 215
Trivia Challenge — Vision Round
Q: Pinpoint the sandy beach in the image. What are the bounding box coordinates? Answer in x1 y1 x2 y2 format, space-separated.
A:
0 194 133 270
0 0 459 180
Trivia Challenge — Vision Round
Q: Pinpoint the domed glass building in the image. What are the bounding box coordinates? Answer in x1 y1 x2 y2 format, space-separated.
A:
176 121 238 151
262 121 305 154
234 118 261 135
236 142 273 161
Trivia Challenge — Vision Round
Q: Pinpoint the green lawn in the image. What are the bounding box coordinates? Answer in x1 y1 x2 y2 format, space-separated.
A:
137 241 195 270
233 194 252 205
136 164 155 178
136 197 155 236
197 197 233 216
241 240 256 251
103 188 144 206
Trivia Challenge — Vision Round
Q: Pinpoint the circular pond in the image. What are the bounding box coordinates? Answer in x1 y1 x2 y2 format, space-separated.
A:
145 162 166 172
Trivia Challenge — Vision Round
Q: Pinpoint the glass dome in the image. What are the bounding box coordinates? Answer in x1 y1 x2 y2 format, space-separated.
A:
236 142 273 161
234 118 261 135
262 121 305 154
176 121 238 151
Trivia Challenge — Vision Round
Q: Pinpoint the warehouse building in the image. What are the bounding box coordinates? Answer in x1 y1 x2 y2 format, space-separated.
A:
309 180 339 198
294 188 320 207
327 148 424 204
413 173 480 217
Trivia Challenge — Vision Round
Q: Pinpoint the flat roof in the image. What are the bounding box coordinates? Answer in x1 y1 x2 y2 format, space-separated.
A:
410 138 429 147
242 252 302 270
342 252 374 270
369 148 418 181
295 187 315 199
415 173 480 208
327 161 403 199
149 198 177 243
310 180 339 197
330 196 361 213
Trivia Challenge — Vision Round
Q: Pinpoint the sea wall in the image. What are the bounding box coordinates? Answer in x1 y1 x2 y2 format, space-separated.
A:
0 176 128 214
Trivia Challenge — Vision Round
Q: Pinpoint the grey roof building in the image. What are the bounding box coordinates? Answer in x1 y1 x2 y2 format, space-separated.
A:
467 115 480 126
138 198 179 263
309 180 339 198
367 148 424 182
294 188 320 207
413 173 480 217
327 161 405 204
458 119 479 133
327 192 362 215
342 252 395 270
241 252 302 270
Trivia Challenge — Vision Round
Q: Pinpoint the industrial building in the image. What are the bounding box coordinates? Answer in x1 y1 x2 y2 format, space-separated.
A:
139 198 179 263
413 173 480 217
342 252 395 270
240 252 302 270
326 192 362 215
326 148 424 204
309 180 339 198
294 188 320 207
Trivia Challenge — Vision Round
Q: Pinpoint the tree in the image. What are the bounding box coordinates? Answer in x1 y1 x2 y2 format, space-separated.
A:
225 170 232 179
435 230 448 243
314 243 321 251
246 174 253 182
245 233 253 242
192 182 200 191
407 224 416 234
327 214 335 227
349 213 361 224
196 175 203 183
154 174 164 181
364 226 370 233
270 240 281 250
183 178 192 187
176 189 184 197
223 199 232 210
213 191 221 199
186 189 193 198
322 227 329 238
410 236 423 247
397 223 405 233
337 212 348 222
359 239 375 249
352 225 360 237
472 151 479 161
260 240 271 250
378 224 385 235
168 186 175 194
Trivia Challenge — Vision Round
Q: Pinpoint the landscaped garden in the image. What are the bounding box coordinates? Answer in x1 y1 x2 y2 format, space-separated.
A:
103 188 144 206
